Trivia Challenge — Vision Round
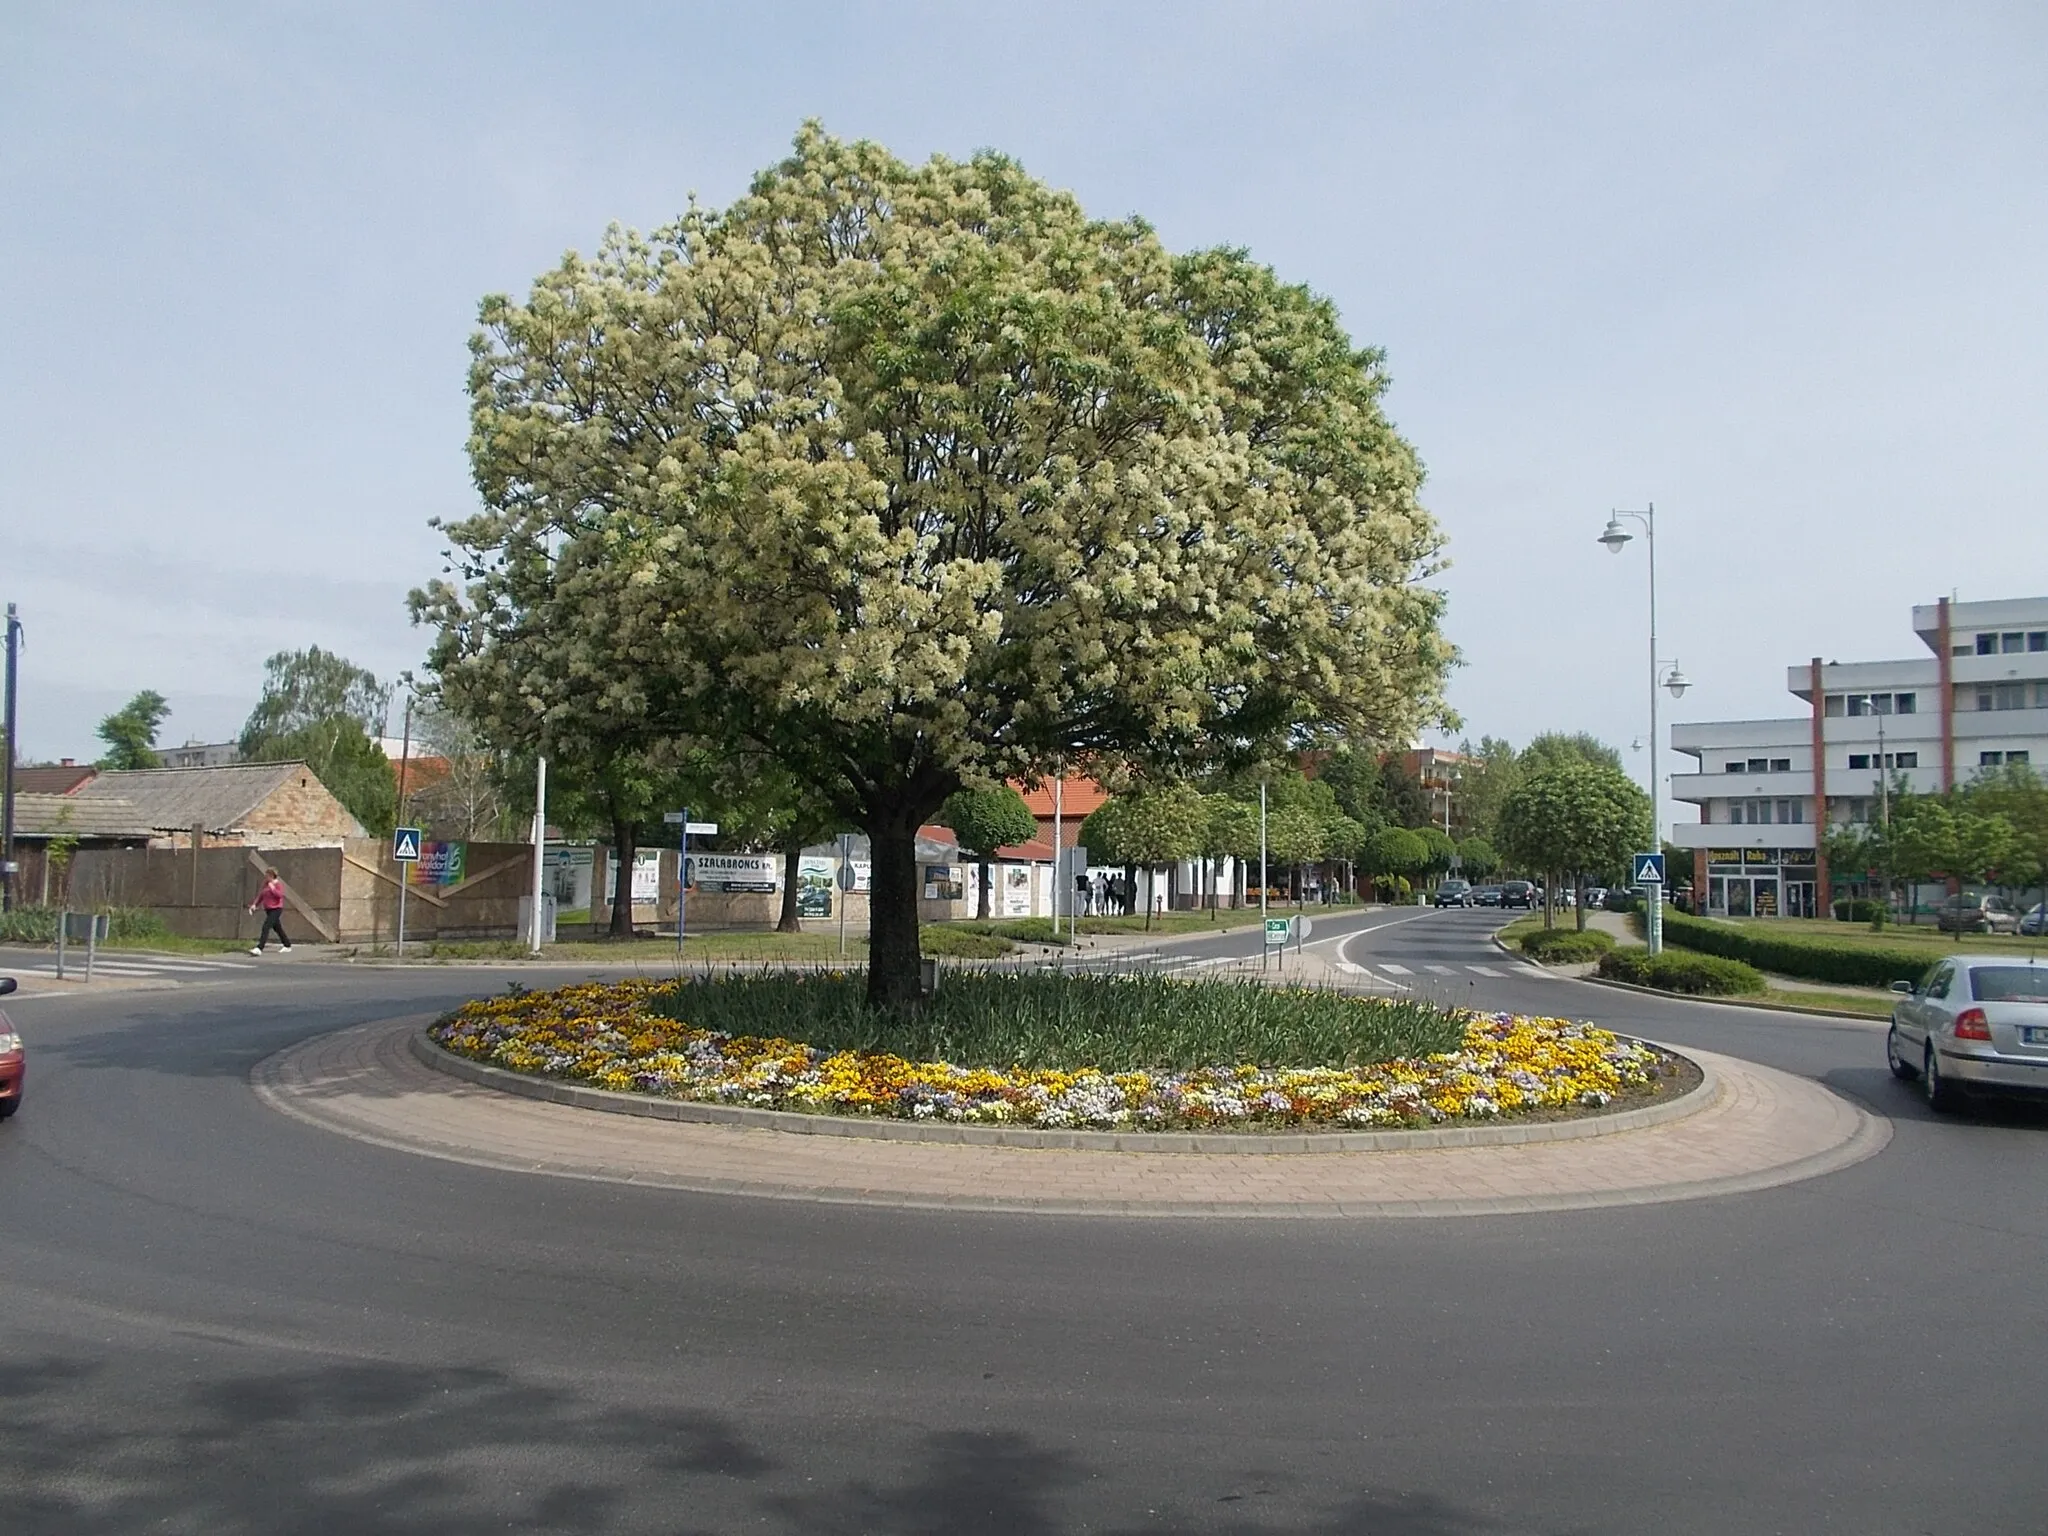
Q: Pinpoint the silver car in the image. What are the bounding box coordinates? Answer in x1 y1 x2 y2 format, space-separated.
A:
1887 956 2048 1112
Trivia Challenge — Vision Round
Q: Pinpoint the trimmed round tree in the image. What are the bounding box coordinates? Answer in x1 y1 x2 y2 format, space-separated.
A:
937 786 1040 920
1497 762 1650 929
423 126 1451 1007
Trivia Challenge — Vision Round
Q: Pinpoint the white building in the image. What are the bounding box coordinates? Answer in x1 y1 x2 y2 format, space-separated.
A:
1670 596 2048 919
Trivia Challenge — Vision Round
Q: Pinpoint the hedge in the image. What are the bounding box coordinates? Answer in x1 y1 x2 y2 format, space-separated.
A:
0 906 174 945
1518 929 1615 964
1648 907 1932 988
1831 898 1881 923
1599 948 1765 996
945 917 1070 946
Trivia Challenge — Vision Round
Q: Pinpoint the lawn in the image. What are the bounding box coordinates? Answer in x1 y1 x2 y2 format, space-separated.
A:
386 932 866 963
1757 986 1895 1019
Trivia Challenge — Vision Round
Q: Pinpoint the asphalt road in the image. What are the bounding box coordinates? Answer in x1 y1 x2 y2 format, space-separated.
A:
3 922 2046 1534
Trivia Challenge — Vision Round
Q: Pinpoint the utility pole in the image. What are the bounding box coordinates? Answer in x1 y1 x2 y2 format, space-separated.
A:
1 604 18 911
528 755 548 954
395 695 412 958
1259 777 1269 972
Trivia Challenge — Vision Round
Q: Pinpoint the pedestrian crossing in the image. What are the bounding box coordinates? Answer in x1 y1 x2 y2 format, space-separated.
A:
0 951 260 981
1342 959 1557 983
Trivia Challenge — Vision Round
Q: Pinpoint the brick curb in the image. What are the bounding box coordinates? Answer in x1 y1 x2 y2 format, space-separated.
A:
409 1023 1716 1155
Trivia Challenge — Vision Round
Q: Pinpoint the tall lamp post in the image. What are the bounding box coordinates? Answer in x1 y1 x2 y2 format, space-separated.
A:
1598 506 1691 953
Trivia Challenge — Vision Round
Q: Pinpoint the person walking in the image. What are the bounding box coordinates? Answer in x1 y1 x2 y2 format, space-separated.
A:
249 868 293 954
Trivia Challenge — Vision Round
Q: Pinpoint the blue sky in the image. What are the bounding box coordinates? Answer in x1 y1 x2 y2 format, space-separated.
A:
4 2 2043 814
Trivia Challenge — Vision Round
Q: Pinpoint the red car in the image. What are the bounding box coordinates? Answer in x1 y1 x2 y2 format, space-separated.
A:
0 976 21 1119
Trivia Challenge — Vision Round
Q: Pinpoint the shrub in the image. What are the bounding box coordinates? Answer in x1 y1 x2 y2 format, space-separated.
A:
0 905 173 945
1599 948 1765 996
1658 908 1930 987
940 917 1068 946
1832 898 1881 923
1519 929 1615 964
918 926 1013 959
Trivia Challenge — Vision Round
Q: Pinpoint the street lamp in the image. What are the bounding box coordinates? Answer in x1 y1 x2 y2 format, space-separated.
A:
1598 504 1683 952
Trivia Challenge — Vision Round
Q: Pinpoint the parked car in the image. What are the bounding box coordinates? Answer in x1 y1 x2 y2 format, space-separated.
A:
1473 886 1504 907
1499 880 1536 909
1935 893 2021 934
1584 887 1609 910
2021 903 2048 937
1887 955 2048 1110
1433 879 1473 908
0 977 21 1121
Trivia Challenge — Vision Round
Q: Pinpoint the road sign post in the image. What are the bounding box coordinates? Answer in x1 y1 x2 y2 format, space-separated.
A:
392 826 422 958
1632 851 1666 955
663 814 720 963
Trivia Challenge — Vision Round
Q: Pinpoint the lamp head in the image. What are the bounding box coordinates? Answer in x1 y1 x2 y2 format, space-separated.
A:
1665 666 1691 699
1598 517 1632 553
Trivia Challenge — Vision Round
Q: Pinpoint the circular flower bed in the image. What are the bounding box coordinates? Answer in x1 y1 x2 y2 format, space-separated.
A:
430 980 1673 1132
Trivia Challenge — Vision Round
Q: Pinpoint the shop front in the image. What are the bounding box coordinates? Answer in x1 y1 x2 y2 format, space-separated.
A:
1703 847 1820 919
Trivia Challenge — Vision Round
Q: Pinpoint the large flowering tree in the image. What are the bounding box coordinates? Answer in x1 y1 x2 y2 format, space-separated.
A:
416 125 1452 1006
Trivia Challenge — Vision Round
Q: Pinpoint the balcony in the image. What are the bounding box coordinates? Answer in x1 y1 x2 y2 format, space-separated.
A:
1670 770 1812 804
1668 823 1816 853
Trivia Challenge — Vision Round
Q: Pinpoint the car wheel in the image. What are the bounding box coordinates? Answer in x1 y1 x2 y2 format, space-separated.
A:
0 1098 16 1120
1886 1026 1917 1080
1923 1045 1965 1114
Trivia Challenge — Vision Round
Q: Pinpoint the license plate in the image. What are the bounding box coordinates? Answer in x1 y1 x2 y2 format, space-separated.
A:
2024 1027 2048 1046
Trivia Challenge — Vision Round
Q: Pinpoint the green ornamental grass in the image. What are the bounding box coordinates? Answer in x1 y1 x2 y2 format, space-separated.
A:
645 969 1467 1072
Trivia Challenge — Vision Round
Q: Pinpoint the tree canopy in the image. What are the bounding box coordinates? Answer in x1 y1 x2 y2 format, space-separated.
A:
96 690 169 770
1497 761 1650 927
240 649 396 837
938 784 1040 920
417 125 1452 1004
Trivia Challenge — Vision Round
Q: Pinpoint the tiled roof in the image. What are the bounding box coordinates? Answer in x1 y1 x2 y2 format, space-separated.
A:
72 762 324 833
14 765 98 795
9 793 156 840
1013 775 1110 819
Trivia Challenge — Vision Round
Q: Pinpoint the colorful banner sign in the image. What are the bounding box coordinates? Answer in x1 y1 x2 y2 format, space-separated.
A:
405 840 467 887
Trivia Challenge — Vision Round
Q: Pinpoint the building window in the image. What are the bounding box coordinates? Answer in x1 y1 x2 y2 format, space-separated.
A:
1978 633 1998 655
2031 632 2048 652
1895 693 1917 714
1746 757 1769 773
2012 751 2032 766
2004 632 2026 654
1823 694 1845 717
1848 798 1869 824
1871 692 1894 715
1770 758 1791 772
1982 751 2004 766
1848 754 1871 770
1982 682 2028 711
1846 694 1871 716
1893 751 1918 769
2038 683 2048 709
1776 799 1803 824
1954 645 1973 658
1724 761 1745 774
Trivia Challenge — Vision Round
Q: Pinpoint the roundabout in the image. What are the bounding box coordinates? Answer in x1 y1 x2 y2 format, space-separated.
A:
254 1013 1883 1216
5 910 2047 1533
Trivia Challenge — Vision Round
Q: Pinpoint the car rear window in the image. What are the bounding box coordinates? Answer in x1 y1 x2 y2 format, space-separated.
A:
1970 967 2048 1002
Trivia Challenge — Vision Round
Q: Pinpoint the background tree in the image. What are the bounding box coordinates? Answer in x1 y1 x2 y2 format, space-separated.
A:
406 706 511 841
1962 762 2048 903
422 126 1453 1006
1450 736 1521 844
1200 794 1261 910
937 785 1040 920
1360 824 1429 900
1417 826 1458 883
1519 732 1626 777
240 649 396 837
96 690 169 770
1496 761 1650 929
1456 836 1500 878
1081 783 1210 927
1375 754 1433 828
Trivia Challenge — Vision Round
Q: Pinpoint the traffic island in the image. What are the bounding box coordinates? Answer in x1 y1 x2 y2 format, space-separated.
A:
251 984 1889 1216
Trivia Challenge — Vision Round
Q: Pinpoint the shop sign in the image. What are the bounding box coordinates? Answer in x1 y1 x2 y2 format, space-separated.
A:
691 852 781 893
923 865 965 902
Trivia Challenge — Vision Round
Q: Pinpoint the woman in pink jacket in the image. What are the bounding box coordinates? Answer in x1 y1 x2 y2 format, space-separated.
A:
248 869 292 954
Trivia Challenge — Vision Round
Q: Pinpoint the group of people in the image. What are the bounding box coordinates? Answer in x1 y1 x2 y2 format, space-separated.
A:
1077 872 1137 916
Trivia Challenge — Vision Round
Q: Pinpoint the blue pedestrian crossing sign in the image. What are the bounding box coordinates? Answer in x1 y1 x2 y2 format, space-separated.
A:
393 826 423 863
1632 852 1666 886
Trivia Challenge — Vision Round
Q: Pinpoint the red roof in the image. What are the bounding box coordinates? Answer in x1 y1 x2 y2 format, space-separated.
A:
1013 775 1110 819
16 764 98 795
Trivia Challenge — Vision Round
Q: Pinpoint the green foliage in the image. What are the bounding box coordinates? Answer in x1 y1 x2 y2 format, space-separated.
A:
646 970 1466 1071
937 786 1039 859
1519 928 1615 963
1456 836 1500 876
1519 732 1624 777
1961 762 2048 893
1316 749 1385 831
1361 825 1429 880
1081 783 1210 867
1655 908 1931 987
1497 761 1651 886
239 648 390 748
1376 754 1432 828
1416 826 1457 874
1832 898 1883 923
95 690 169 770
248 720 398 839
1599 947 1765 995
917 926 1014 959
420 124 1453 1008
943 916 1066 945
1451 736 1521 843
0 906 173 944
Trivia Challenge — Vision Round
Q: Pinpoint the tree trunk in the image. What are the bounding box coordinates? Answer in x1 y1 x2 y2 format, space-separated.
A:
776 839 803 933
977 856 993 920
865 809 927 1010
1574 874 1587 932
1543 871 1555 930
608 818 637 938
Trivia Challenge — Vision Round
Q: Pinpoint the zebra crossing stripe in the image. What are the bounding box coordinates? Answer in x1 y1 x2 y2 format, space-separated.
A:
1466 964 1503 977
1379 963 1413 975
1424 965 1456 975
